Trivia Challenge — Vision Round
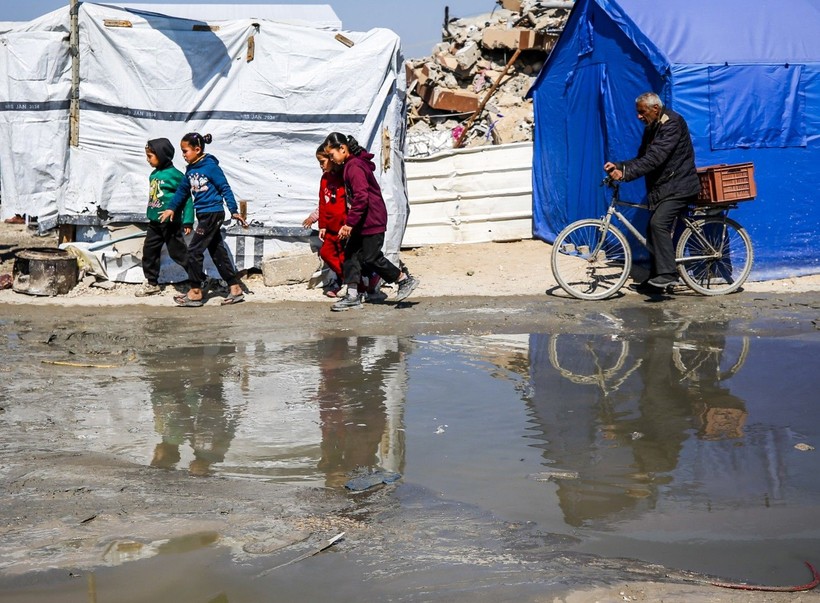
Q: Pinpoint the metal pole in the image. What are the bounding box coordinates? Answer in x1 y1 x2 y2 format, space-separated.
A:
69 0 80 146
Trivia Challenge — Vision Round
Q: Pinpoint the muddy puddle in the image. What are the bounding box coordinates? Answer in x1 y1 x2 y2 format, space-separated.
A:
1 301 819 601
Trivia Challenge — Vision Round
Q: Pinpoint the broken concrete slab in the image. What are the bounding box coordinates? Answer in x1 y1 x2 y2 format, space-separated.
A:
419 85 480 113
481 26 549 50
261 252 319 287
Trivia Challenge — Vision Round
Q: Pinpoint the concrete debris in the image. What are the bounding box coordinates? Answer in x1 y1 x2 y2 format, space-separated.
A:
406 0 571 157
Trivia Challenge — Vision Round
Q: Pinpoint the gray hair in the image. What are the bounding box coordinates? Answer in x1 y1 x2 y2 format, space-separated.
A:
636 92 663 109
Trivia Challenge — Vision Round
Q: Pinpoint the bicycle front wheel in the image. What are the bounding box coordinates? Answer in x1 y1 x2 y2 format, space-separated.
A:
551 219 631 300
676 216 753 295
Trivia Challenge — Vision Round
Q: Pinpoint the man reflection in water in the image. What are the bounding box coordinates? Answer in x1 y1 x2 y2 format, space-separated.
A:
534 314 747 526
149 344 239 476
315 336 406 488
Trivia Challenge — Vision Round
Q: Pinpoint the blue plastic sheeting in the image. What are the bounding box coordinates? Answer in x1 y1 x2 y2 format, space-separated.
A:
528 0 820 279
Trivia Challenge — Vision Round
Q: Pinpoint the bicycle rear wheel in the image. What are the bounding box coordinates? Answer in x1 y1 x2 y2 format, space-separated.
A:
551 219 631 300
676 216 753 295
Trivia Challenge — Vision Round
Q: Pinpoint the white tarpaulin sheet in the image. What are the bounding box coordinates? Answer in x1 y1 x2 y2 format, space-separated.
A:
0 3 409 267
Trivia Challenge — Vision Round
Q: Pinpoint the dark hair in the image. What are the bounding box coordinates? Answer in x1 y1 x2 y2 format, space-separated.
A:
181 132 213 150
323 132 365 156
316 142 329 156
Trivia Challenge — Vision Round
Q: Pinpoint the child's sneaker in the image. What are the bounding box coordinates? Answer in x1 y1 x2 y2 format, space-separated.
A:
135 282 161 297
331 294 363 312
395 275 419 302
366 274 382 294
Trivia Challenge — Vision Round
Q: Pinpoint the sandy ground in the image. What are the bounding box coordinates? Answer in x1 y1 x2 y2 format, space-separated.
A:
2 221 820 602
1 221 818 306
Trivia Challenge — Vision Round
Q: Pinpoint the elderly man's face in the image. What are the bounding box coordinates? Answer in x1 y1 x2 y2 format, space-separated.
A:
636 101 661 125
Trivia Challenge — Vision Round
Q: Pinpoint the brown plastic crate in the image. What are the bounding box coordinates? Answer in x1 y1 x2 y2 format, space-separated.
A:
696 162 756 204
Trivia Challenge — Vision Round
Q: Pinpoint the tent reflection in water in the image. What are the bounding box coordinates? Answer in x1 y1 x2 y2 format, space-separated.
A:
527 0 820 280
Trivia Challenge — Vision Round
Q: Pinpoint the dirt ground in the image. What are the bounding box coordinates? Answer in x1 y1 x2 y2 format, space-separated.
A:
2 221 819 602
1 221 818 306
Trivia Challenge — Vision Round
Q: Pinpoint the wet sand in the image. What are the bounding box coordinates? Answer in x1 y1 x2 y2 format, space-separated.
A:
2 292 819 601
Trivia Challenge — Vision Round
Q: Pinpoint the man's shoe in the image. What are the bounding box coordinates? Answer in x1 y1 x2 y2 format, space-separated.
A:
135 282 161 297
331 295 363 312
628 280 659 293
647 274 680 288
395 275 419 302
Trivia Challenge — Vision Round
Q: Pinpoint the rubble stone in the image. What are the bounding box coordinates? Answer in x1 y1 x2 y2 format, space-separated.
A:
261 252 318 287
404 0 570 156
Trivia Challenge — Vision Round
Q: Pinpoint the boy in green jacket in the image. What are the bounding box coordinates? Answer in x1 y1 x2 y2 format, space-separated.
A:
137 138 194 297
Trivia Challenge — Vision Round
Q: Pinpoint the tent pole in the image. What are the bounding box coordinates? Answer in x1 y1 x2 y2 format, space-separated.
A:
69 0 80 147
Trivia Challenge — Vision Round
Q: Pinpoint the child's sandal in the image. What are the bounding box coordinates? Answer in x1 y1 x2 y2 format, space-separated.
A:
221 293 244 305
175 294 204 307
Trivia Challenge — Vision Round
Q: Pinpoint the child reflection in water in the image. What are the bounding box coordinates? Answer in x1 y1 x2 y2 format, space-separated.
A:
149 345 239 476
315 336 404 488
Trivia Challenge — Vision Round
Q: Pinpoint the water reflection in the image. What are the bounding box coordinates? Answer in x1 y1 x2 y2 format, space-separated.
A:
525 308 803 528
141 336 407 487
313 336 408 488
147 344 242 476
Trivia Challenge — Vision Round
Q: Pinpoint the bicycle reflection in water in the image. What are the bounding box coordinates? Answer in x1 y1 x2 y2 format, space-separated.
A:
530 313 750 525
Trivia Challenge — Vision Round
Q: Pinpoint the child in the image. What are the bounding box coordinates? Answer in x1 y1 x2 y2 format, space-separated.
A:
314 144 347 297
136 138 194 297
159 132 248 306
322 132 418 311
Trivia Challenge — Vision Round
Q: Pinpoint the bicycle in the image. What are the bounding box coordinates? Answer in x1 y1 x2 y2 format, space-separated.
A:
550 178 754 300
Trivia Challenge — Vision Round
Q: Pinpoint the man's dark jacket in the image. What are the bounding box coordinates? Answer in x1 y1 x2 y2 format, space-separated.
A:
618 108 700 207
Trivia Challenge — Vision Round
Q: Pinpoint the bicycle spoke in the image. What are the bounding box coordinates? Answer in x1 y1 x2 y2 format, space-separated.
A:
552 220 631 300
677 217 753 295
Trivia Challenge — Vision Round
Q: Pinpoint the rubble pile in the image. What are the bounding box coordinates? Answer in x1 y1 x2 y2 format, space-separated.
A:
405 0 572 157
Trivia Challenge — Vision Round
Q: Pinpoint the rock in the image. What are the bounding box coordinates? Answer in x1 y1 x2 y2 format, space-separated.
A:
261 252 319 287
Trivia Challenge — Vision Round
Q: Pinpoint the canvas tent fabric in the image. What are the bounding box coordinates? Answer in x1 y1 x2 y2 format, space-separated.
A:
527 0 820 280
0 3 409 266
114 4 343 29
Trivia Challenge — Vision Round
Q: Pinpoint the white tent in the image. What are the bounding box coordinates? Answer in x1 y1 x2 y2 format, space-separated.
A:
0 3 409 273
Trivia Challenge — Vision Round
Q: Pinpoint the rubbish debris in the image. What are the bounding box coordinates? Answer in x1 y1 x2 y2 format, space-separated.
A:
529 469 580 482
344 468 402 491
406 1 571 156
795 443 815 451
13 248 79 296
710 561 819 592
257 532 345 576
42 360 119 369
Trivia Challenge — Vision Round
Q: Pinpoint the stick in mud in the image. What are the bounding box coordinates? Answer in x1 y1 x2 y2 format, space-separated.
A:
257 532 345 577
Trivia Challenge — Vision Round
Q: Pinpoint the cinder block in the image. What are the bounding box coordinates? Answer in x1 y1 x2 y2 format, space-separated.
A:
455 42 481 71
500 0 523 11
419 85 479 113
261 252 319 286
481 26 548 50
434 51 460 72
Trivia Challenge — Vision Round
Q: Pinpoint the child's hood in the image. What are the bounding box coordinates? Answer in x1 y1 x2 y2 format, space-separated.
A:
147 137 175 170
350 151 376 173
188 153 220 172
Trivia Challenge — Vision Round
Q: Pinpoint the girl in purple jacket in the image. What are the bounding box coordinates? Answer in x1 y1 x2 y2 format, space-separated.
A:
323 132 418 311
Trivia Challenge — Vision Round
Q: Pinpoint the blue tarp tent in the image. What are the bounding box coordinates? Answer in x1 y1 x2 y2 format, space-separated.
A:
527 0 820 279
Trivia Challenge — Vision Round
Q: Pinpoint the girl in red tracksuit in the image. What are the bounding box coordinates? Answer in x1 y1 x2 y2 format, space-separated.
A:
316 145 347 296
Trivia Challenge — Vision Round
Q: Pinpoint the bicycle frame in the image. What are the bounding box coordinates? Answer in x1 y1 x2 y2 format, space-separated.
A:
602 180 732 265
